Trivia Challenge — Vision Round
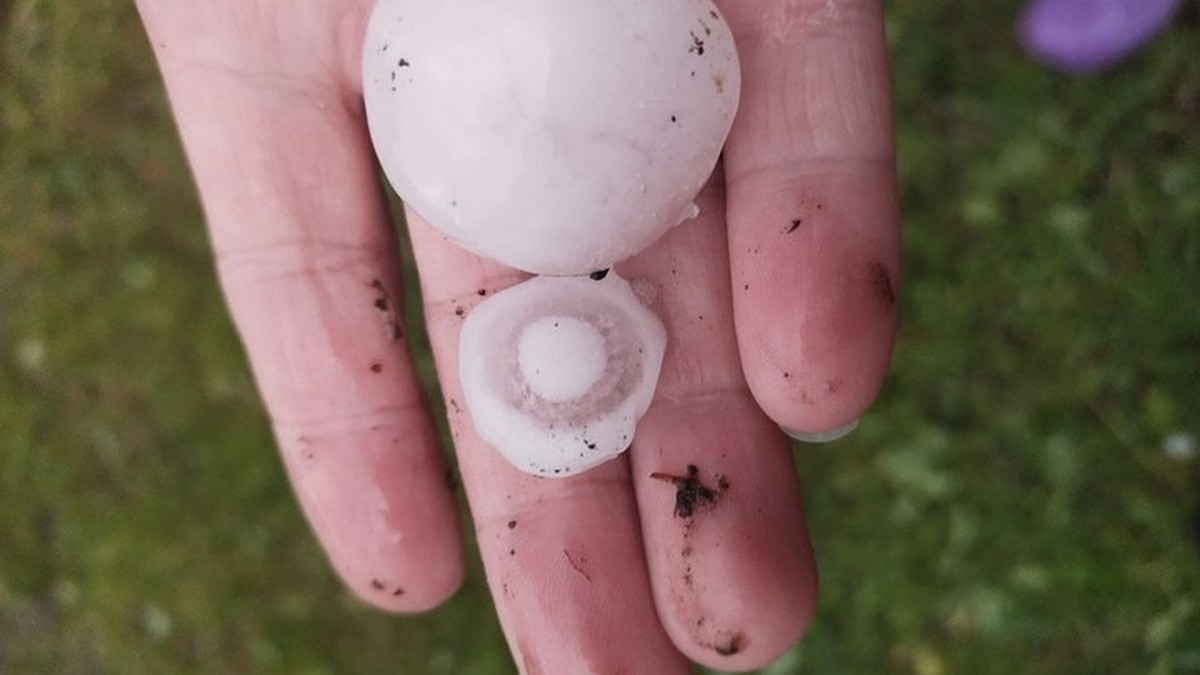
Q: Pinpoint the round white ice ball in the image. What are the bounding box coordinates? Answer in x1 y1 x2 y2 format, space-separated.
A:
458 272 666 477
363 0 740 275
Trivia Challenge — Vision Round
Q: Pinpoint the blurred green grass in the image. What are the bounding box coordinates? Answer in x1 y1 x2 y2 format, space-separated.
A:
2 0 1198 673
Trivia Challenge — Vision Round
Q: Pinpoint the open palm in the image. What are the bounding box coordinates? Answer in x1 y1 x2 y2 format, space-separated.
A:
136 0 899 671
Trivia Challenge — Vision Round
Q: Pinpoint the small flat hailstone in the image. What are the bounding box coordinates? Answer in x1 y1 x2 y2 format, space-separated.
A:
363 0 740 275
458 273 666 477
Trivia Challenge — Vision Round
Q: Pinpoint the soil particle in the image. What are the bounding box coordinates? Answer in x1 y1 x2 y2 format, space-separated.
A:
787 218 802 233
589 268 609 280
507 520 517 529
650 464 727 518
714 632 746 656
454 306 465 317
369 278 402 342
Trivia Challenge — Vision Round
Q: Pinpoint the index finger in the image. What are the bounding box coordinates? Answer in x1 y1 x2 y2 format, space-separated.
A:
719 0 900 435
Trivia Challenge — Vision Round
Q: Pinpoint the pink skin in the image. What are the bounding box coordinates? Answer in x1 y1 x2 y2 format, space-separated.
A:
136 0 898 670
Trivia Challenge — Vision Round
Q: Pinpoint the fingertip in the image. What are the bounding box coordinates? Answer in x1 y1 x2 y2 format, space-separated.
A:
317 492 466 614
339 546 465 614
736 261 896 434
677 554 818 673
279 421 467 615
743 339 887 436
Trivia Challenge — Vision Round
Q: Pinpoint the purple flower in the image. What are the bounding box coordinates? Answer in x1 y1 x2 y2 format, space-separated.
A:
1017 0 1181 74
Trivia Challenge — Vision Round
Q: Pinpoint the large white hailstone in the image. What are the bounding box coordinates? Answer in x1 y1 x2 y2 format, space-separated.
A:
363 0 740 275
458 272 666 477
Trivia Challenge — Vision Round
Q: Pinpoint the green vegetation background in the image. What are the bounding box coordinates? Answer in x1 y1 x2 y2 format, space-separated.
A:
2 0 1198 673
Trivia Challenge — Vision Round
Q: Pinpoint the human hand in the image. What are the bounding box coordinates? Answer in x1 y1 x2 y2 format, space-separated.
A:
135 0 898 671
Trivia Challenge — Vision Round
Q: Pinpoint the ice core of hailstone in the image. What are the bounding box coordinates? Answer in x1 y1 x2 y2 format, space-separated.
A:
363 0 740 275
458 273 666 477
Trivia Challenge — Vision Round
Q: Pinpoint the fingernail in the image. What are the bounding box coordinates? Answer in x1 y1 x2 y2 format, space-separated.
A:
781 418 860 444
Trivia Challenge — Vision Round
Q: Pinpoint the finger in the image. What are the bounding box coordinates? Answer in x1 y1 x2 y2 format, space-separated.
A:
622 176 817 669
408 213 690 674
719 0 901 434
141 22 463 610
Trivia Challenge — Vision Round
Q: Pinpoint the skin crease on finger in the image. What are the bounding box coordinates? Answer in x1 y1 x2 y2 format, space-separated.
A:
718 0 901 434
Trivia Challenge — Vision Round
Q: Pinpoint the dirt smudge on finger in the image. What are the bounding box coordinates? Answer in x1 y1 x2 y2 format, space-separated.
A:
649 465 750 659
868 260 896 310
563 549 592 582
713 631 746 656
369 578 405 597
296 434 314 460
650 464 727 518
369 278 403 342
